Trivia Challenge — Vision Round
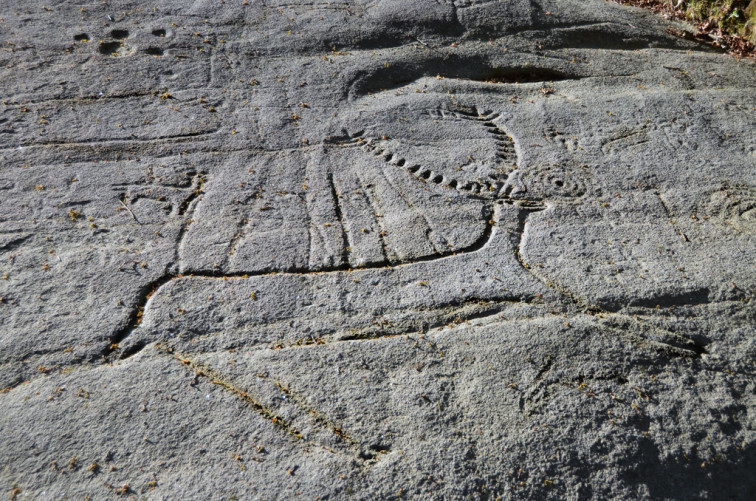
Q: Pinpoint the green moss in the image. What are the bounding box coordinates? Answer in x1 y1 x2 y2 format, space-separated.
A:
680 0 755 42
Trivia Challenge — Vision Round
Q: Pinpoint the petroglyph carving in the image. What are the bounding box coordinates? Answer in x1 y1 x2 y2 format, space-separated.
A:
703 186 756 231
178 106 532 274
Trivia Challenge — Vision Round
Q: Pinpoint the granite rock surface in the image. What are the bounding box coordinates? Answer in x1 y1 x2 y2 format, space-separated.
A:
0 0 754 499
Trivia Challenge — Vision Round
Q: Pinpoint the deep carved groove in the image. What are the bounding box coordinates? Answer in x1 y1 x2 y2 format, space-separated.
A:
351 55 577 97
327 172 350 267
107 173 206 360
112 200 501 361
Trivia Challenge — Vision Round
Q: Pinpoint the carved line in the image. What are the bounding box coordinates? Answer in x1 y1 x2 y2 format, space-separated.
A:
107 107 537 361
107 172 206 359
160 345 382 462
107 201 503 361
327 171 351 266
514 211 706 357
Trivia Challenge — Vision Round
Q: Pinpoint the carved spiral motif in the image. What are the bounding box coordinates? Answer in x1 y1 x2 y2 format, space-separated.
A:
515 164 589 200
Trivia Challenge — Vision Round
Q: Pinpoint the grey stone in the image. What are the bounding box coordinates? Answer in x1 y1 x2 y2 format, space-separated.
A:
0 0 754 499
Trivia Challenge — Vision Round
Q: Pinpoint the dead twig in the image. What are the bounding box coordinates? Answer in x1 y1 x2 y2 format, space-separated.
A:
120 199 140 224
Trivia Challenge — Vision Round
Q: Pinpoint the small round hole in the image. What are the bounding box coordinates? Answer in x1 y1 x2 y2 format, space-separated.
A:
396 158 405 167
448 180 458 189
111 29 129 40
420 171 431 180
554 179 564 187
145 47 164 56
152 29 166 37
98 41 122 56
73 33 90 42
408 165 420 174
433 175 444 184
